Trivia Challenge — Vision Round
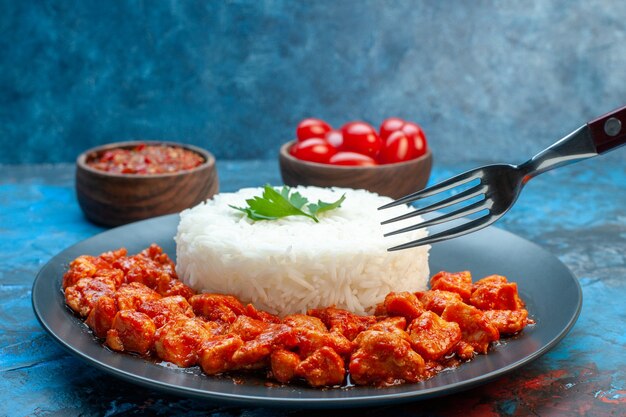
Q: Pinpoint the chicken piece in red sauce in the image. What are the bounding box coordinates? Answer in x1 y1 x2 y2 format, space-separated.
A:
231 323 298 369
85 295 117 337
408 311 462 361
369 316 407 332
198 318 228 336
308 307 377 341
114 259 166 290
115 282 161 311
63 248 127 287
283 314 353 358
470 275 525 310
483 309 529 334
112 244 177 289
138 295 195 328
84 281 165 335
199 334 244 375
245 304 281 324
62 255 113 289
441 301 499 354
430 271 473 301
229 315 271 341
63 260 125 292
415 289 463 315
375 292 425 321
106 310 156 354
94 268 124 289
98 248 128 264
284 314 326 332
296 346 346 387
140 244 176 267
190 294 247 324
454 341 476 360
154 317 215 367
65 277 116 317
154 275 195 298
63 256 97 289
270 349 301 383
349 327 425 386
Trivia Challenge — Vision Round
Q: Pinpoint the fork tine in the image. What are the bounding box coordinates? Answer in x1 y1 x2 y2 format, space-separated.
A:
378 169 482 209
380 184 487 225
383 199 492 237
387 215 498 251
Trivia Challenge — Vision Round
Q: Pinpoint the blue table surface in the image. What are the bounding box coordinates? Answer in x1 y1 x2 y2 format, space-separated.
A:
1 159 625 416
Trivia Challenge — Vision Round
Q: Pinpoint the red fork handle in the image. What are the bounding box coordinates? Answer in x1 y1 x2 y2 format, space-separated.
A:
587 104 626 154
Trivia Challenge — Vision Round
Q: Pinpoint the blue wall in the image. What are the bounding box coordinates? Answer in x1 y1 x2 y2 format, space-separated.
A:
2 0 626 164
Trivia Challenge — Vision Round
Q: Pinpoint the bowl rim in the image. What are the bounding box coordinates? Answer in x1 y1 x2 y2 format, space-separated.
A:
76 140 215 179
279 140 432 170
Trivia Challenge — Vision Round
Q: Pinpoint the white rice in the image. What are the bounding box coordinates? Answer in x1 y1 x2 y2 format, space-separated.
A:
175 186 430 316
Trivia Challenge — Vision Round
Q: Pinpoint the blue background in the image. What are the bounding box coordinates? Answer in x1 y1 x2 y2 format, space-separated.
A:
3 0 626 164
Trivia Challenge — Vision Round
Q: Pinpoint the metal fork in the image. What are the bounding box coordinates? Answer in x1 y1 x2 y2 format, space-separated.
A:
380 105 626 251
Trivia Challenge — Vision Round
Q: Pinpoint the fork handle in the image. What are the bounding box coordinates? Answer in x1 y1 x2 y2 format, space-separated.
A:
520 104 626 180
587 104 626 153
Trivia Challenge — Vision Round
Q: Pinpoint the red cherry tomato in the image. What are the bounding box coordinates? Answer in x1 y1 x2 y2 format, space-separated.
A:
325 130 343 148
402 122 428 158
340 121 382 158
379 130 413 164
296 118 332 142
329 151 377 166
290 138 337 163
379 117 405 141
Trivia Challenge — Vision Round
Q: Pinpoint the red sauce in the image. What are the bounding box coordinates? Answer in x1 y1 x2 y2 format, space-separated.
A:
87 144 204 174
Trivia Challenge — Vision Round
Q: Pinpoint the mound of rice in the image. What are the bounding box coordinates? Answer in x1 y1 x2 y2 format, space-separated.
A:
175 186 430 315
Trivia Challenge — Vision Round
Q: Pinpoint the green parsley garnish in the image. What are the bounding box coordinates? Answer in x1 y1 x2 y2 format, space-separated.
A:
230 185 346 223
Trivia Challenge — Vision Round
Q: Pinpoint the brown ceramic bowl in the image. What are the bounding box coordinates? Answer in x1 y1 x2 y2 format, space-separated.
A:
76 141 219 227
279 140 433 199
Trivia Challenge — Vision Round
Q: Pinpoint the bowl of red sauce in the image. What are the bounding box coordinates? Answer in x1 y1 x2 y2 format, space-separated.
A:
76 141 218 226
279 118 433 199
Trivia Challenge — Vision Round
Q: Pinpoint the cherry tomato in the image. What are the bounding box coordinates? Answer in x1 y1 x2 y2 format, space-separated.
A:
296 118 332 142
325 130 344 148
402 122 428 158
379 130 413 164
329 151 377 166
290 138 337 163
379 117 405 141
340 121 382 158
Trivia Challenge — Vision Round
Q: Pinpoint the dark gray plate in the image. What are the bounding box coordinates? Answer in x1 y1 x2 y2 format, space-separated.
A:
32 214 582 408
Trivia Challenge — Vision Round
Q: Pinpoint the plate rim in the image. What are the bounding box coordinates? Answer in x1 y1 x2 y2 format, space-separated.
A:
31 214 583 408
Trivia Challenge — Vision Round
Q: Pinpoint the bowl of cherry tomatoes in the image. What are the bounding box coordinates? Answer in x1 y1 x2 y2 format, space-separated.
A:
279 117 432 199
